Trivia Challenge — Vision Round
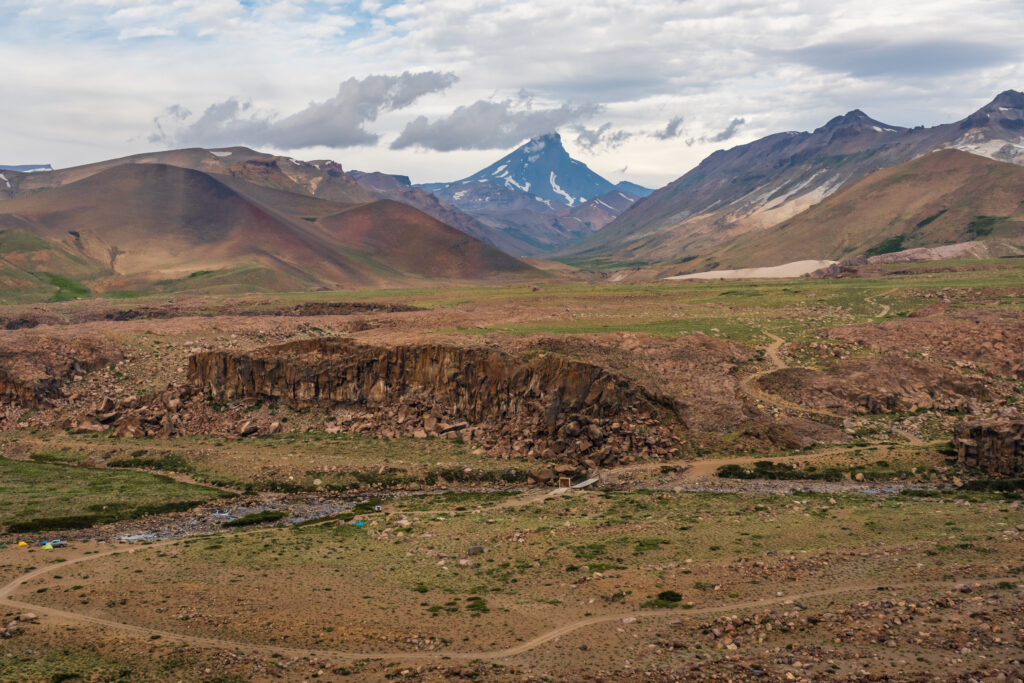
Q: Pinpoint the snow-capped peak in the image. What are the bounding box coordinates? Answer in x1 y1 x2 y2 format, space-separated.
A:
429 131 618 207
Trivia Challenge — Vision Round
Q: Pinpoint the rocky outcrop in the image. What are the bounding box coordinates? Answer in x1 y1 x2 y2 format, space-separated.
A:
188 338 680 466
0 337 120 407
63 387 188 439
0 368 58 406
953 420 1024 476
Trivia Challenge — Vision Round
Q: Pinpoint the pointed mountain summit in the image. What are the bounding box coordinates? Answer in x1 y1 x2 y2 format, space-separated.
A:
987 89 1024 110
424 132 643 208
455 132 614 207
415 133 653 256
815 109 905 136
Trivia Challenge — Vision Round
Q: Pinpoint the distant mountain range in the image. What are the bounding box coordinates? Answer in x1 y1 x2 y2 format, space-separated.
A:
704 149 1024 270
0 164 52 173
0 148 537 298
3 89 1023 299
564 90 1024 269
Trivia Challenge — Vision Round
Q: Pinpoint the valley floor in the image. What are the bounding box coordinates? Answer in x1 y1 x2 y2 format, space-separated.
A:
1 258 1023 681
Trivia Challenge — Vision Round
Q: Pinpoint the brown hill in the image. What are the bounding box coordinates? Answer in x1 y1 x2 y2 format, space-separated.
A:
0 164 537 295
1 147 517 257
314 200 535 279
703 150 1024 269
564 90 1024 267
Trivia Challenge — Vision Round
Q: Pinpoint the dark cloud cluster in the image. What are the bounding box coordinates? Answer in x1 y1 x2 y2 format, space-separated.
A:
573 122 632 151
151 71 458 148
783 39 1018 78
390 97 603 151
652 115 684 140
709 117 745 142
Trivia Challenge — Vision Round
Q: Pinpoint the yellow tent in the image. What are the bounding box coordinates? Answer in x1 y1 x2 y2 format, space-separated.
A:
17 541 27 547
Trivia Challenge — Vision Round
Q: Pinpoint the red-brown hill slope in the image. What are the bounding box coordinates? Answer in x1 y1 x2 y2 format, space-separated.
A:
0 164 537 292
707 149 1024 268
315 200 533 278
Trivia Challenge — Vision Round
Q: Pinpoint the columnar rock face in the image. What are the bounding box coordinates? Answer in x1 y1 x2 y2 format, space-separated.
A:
188 339 680 465
953 420 1024 476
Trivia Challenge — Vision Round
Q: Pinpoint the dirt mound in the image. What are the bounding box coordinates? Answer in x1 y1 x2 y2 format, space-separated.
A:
756 356 991 416
188 338 680 466
827 310 1024 380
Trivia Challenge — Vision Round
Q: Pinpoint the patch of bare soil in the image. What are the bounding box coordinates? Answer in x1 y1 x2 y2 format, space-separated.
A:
756 355 993 416
0 299 420 327
828 309 1024 380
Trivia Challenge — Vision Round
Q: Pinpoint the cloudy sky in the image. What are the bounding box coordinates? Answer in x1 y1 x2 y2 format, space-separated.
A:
2 0 1022 187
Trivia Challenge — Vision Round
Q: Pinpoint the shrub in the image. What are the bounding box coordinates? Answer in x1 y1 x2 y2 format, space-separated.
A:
642 590 683 608
466 597 489 613
864 235 906 257
961 478 1024 492
224 510 287 527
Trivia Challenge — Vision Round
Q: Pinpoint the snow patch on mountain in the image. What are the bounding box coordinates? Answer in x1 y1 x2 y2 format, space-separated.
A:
0 164 53 173
505 177 530 193
549 172 575 206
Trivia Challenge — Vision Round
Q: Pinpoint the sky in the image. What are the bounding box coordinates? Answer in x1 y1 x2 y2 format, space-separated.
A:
2 0 1023 187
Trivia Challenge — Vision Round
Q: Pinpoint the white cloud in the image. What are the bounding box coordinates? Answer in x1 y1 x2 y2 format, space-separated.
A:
1 0 1023 186
152 71 459 149
391 97 603 151
118 26 175 39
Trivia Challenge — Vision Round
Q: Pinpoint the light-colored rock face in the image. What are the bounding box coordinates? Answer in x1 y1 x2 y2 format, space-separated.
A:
664 260 836 281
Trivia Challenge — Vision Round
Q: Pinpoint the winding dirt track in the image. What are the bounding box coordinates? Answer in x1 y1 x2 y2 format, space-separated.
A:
738 331 841 422
740 327 924 446
0 528 1007 663
866 289 895 319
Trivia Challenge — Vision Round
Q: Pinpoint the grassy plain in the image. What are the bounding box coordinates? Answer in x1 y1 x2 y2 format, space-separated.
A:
1 259 1023 680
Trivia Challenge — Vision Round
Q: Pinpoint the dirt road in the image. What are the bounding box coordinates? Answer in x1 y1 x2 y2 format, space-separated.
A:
0 540 1007 663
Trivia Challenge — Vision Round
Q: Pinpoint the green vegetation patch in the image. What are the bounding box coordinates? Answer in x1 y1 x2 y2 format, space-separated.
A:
717 459 918 482
642 590 684 608
915 209 947 228
32 272 89 302
966 215 1003 238
863 235 906 258
0 458 229 534
224 510 287 527
960 478 1024 493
